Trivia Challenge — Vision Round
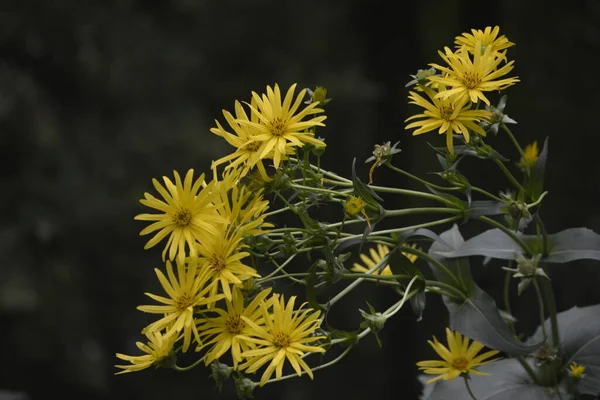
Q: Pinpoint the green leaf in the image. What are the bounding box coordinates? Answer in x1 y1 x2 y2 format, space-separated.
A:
434 228 525 260
427 224 475 296
326 326 359 349
305 264 326 313
435 227 600 263
464 201 505 218
351 158 383 204
447 286 542 356
545 227 600 263
410 292 427 322
420 358 566 399
527 303 600 396
428 225 541 356
527 137 548 201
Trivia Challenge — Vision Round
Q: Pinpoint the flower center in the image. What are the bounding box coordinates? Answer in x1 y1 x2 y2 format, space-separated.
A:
269 118 286 136
208 254 227 272
173 208 192 226
272 332 291 349
176 294 193 311
225 314 245 335
439 106 454 121
452 357 469 370
245 141 261 152
462 72 482 89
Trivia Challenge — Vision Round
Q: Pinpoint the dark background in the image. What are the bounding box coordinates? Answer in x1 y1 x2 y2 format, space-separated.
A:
2 1 600 399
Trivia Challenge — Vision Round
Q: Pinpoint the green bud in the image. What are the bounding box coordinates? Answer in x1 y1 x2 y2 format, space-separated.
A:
210 361 234 392
311 86 331 106
235 377 258 399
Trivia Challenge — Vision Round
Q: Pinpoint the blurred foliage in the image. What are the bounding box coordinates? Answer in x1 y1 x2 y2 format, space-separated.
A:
1 0 600 399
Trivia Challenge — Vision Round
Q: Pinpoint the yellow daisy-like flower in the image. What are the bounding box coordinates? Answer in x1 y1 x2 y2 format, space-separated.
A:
352 243 418 276
238 294 326 386
237 83 327 169
211 99 275 180
405 87 492 154
417 328 501 384
455 26 515 55
195 225 260 301
115 328 177 374
518 141 539 169
214 175 273 238
569 361 586 380
135 169 226 262
198 286 272 367
429 45 520 106
137 258 223 352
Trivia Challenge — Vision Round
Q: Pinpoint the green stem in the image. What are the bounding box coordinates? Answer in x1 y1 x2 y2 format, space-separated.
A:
341 215 462 239
425 280 467 301
517 357 541 385
257 254 297 281
384 207 462 218
501 123 526 159
478 216 533 256
463 376 478 400
532 278 548 342
173 357 204 372
540 277 560 347
503 262 516 335
471 186 504 202
386 163 460 191
367 184 459 207
494 159 527 194
400 243 464 291
290 183 350 198
341 273 411 281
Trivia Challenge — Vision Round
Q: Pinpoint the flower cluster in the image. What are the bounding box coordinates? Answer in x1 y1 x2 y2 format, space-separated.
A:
116 84 328 386
405 26 518 154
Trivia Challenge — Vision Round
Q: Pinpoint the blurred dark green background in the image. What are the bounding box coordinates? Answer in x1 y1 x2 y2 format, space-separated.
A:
2 1 600 399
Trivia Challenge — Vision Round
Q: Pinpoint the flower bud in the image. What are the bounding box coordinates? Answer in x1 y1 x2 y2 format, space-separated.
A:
210 361 234 391
235 377 258 398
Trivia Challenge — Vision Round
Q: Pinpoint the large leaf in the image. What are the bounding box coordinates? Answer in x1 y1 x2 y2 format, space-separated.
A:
447 286 542 356
434 228 526 260
545 227 600 263
420 358 566 399
429 225 541 356
527 303 600 396
427 224 475 295
434 227 600 263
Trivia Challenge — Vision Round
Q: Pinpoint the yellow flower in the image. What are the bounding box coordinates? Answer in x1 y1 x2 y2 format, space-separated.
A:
137 258 223 352
198 286 272 367
214 175 273 238
417 328 501 384
211 99 277 180
405 87 492 154
195 225 260 301
237 83 327 169
344 196 366 217
455 26 515 55
569 362 585 380
352 243 418 276
238 294 326 386
518 141 539 169
115 329 177 374
429 45 519 106
135 169 226 262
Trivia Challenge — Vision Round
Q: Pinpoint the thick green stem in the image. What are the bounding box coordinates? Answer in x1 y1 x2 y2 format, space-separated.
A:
532 278 548 342
478 216 533 256
341 215 462 239
540 277 560 347
503 263 516 335
517 358 541 385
